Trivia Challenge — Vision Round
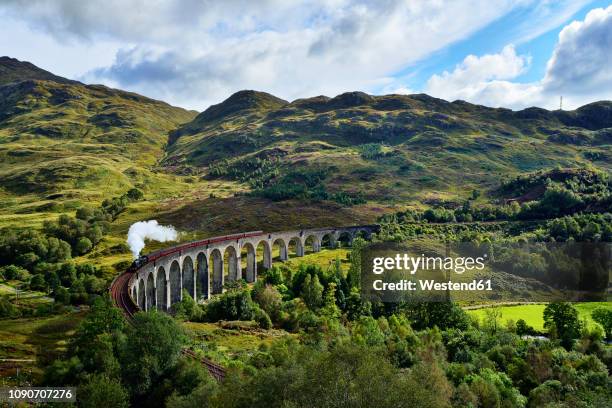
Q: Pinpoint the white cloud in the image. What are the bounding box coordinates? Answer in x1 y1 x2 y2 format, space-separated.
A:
543 5 612 96
0 0 526 109
425 45 531 103
1 1 608 110
424 5 612 110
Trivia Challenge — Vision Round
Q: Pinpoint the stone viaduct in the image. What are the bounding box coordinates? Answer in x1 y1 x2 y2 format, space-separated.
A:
128 225 379 311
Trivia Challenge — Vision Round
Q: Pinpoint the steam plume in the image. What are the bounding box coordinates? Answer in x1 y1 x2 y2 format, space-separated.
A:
127 220 178 258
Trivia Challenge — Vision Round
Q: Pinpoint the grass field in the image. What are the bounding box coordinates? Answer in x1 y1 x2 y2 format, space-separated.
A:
0 311 85 381
183 321 292 364
466 302 612 332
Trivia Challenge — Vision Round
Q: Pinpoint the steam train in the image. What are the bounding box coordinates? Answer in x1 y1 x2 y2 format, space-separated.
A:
127 231 265 273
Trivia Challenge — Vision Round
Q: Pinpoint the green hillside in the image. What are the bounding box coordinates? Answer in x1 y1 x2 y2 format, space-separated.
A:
0 56 610 263
0 58 201 233
166 90 611 209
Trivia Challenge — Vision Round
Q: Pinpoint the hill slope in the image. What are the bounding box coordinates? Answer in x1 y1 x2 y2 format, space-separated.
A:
0 57 196 199
166 90 611 205
0 57 610 238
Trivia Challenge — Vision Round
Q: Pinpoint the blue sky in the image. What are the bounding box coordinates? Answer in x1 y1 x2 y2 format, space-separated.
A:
398 0 609 88
0 1 610 110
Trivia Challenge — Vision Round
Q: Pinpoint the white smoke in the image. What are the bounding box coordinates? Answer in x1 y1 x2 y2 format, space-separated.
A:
127 220 178 259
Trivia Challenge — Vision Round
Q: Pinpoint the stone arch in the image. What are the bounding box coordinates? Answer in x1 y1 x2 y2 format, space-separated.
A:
223 246 239 282
355 229 371 240
169 260 182 305
321 233 336 249
304 235 319 253
288 237 304 257
196 252 209 300
146 272 155 311
137 278 145 309
156 266 167 310
273 238 288 261
182 256 195 299
256 240 272 270
338 231 352 247
241 243 257 282
211 249 223 294
131 285 137 301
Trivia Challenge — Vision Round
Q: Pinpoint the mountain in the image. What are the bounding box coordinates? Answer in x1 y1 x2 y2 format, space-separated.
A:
0 57 610 237
165 90 611 205
0 57 196 202
0 56 80 86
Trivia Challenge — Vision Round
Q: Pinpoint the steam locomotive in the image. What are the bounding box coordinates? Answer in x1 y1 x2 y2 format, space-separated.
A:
126 231 265 273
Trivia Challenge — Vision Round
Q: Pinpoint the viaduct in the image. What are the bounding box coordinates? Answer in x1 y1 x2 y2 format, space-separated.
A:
127 225 379 311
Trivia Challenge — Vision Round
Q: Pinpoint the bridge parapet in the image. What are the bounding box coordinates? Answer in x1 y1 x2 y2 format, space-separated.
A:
128 225 378 311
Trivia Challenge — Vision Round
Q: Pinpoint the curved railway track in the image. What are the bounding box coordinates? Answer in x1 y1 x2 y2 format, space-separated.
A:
109 271 226 381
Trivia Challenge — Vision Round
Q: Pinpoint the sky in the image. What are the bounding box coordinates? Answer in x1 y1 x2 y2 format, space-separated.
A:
0 0 610 111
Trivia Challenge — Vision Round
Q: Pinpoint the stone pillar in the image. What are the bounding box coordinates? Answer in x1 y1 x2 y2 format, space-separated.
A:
192 268 197 300
313 238 321 252
279 242 288 261
263 241 272 269
234 254 242 281
296 239 305 256
166 279 171 310
179 264 183 302
246 250 257 282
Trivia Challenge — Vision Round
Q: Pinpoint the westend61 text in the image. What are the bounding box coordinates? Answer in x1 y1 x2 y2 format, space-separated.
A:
372 279 493 292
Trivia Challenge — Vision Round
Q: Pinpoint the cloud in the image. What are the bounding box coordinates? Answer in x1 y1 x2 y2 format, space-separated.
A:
425 45 531 103
1 0 525 109
543 5 612 96
424 5 612 110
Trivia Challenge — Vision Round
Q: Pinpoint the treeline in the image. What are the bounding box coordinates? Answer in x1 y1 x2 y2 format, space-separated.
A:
358 142 394 160
252 167 366 206
380 211 612 244
208 156 280 189
0 188 143 308
388 167 611 224
43 286 611 407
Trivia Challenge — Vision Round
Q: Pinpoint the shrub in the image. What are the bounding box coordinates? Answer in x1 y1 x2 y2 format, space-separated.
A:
0 265 30 281
253 307 272 329
29 274 47 291
75 237 93 255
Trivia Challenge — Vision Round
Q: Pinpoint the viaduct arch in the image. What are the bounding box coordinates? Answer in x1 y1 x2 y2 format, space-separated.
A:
128 225 378 311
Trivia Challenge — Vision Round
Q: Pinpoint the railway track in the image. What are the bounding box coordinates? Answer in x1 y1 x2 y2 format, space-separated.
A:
109 271 226 381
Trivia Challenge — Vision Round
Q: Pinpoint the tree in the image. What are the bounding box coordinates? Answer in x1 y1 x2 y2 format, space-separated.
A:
300 274 323 310
591 307 612 340
516 319 537 336
176 291 203 321
79 374 129 408
72 296 125 347
58 262 77 286
321 282 341 320
54 286 71 304
347 237 367 289
483 308 503 333
0 265 30 281
29 274 47 291
121 311 188 395
253 284 282 321
75 237 93 255
126 188 144 201
543 302 581 349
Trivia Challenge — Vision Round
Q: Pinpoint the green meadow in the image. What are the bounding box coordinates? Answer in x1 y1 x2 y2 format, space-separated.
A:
467 302 612 332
